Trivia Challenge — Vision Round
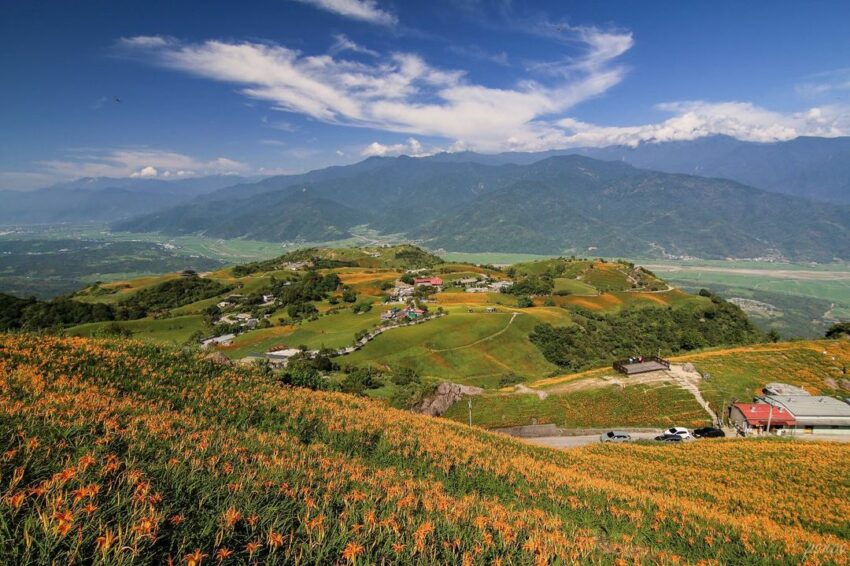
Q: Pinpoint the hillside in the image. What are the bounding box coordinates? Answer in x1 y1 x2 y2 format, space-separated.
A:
1 333 849 565
112 155 850 261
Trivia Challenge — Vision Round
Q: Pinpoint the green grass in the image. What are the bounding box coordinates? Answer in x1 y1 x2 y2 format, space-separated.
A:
222 308 383 358
441 251 556 264
65 314 206 344
443 383 710 429
345 312 559 387
553 278 598 295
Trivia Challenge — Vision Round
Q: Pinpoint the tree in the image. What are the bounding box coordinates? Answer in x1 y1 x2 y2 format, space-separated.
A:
342 287 357 303
767 329 781 343
517 296 534 308
826 322 850 339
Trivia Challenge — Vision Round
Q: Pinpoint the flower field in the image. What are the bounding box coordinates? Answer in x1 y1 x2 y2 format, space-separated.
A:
1 333 848 564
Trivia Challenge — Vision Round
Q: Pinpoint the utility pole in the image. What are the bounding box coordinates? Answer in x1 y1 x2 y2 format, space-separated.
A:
468 397 473 427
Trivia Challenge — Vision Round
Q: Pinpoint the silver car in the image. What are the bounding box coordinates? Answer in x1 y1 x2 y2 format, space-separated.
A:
599 431 632 443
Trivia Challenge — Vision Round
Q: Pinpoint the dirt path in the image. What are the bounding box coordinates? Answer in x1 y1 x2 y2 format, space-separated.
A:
665 364 718 424
430 312 519 353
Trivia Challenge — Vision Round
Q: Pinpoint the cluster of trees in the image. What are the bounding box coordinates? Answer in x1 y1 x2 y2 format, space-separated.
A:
0 292 141 332
120 274 231 315
826 322 850 339
529 291 763 372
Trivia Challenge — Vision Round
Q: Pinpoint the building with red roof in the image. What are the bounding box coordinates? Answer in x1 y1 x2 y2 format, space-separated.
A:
730 403 795 435
414 277 443 287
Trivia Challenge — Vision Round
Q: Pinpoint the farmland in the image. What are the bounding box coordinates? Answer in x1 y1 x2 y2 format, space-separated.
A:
1 333 848 565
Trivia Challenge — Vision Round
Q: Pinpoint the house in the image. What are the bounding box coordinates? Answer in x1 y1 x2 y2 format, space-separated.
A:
414 277 443 288
201 334 236 349
235 313 252 321
390 280 415 300
244 318 260 329
764 394 850 434
262 294 275 304
216 301 232 309
405 308 426 320
456 277 481 286
381 308 401 321
730 403 796 435
485 307 497 313
489 281 513 292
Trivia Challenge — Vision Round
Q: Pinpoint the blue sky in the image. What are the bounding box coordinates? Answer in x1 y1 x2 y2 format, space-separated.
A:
2 0 849 189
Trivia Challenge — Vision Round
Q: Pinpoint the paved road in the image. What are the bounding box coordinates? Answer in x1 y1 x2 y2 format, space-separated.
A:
524 432 660 449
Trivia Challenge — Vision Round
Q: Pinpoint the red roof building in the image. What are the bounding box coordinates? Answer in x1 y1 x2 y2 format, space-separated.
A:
731 403 796 432
414 277 443 287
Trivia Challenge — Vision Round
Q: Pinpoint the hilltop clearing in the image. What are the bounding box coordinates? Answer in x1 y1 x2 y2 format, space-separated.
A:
1 333 848 565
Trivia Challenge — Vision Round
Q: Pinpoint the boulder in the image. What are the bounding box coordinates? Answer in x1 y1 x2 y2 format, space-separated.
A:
415 382 483 417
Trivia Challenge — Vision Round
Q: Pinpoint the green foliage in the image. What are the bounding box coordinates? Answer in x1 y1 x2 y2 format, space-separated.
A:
530 296 763 372
351 301 372 314
516 296 534 308
498 374 523 387
340 367 383 395
341 287 357 303
826 322 850 339
391 366 421 386
119 275 231 314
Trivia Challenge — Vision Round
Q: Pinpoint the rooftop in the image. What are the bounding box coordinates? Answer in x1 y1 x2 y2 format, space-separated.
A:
732 403 796 426
765 395 850 423
763 382 810 396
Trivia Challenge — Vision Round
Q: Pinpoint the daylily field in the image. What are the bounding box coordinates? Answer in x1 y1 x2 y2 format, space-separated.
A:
1 334 848 564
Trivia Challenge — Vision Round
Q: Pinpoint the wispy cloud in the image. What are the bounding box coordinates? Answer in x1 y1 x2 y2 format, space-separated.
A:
118 28 632 152
329 33 378 57
294 0 396 26
796 67 850 97
35 148 248 180
447 44 510 67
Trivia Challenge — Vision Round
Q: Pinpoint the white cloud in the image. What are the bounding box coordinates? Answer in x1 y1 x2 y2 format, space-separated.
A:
130 165 160 178
556 101 850 147
361 138 430 157
294 0 396 26
36 148 249 180
119 29 632 152
119 35 173 48
329 33 378 57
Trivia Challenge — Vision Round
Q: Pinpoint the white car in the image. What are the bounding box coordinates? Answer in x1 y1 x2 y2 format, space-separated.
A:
662 427 693 440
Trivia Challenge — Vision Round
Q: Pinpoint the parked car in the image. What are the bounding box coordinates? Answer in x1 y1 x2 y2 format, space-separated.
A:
599 431 632 443
693 427 726 438
662 427 693 440
654 434 683 442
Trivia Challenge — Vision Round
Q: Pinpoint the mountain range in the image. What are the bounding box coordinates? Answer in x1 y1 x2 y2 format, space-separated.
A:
114 151 850 261
0 175 257 224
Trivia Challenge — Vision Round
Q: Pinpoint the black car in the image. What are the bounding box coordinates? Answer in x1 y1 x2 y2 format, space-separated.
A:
654 434 683 442
693 427 726 438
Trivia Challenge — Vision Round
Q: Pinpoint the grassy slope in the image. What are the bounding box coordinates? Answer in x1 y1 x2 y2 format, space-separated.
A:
451 339 850 430
1 333 848 565
65 315 206 344
344 312 560 387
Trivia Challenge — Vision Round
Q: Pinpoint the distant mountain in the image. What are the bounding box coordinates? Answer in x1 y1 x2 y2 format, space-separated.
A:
428 136 850 204
418 156 850 260
114 190 368 242
114 154 850 261
0 175 258 225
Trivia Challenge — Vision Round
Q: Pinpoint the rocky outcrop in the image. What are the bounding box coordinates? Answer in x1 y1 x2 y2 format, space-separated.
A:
415 382 483 417
204 351 233 366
